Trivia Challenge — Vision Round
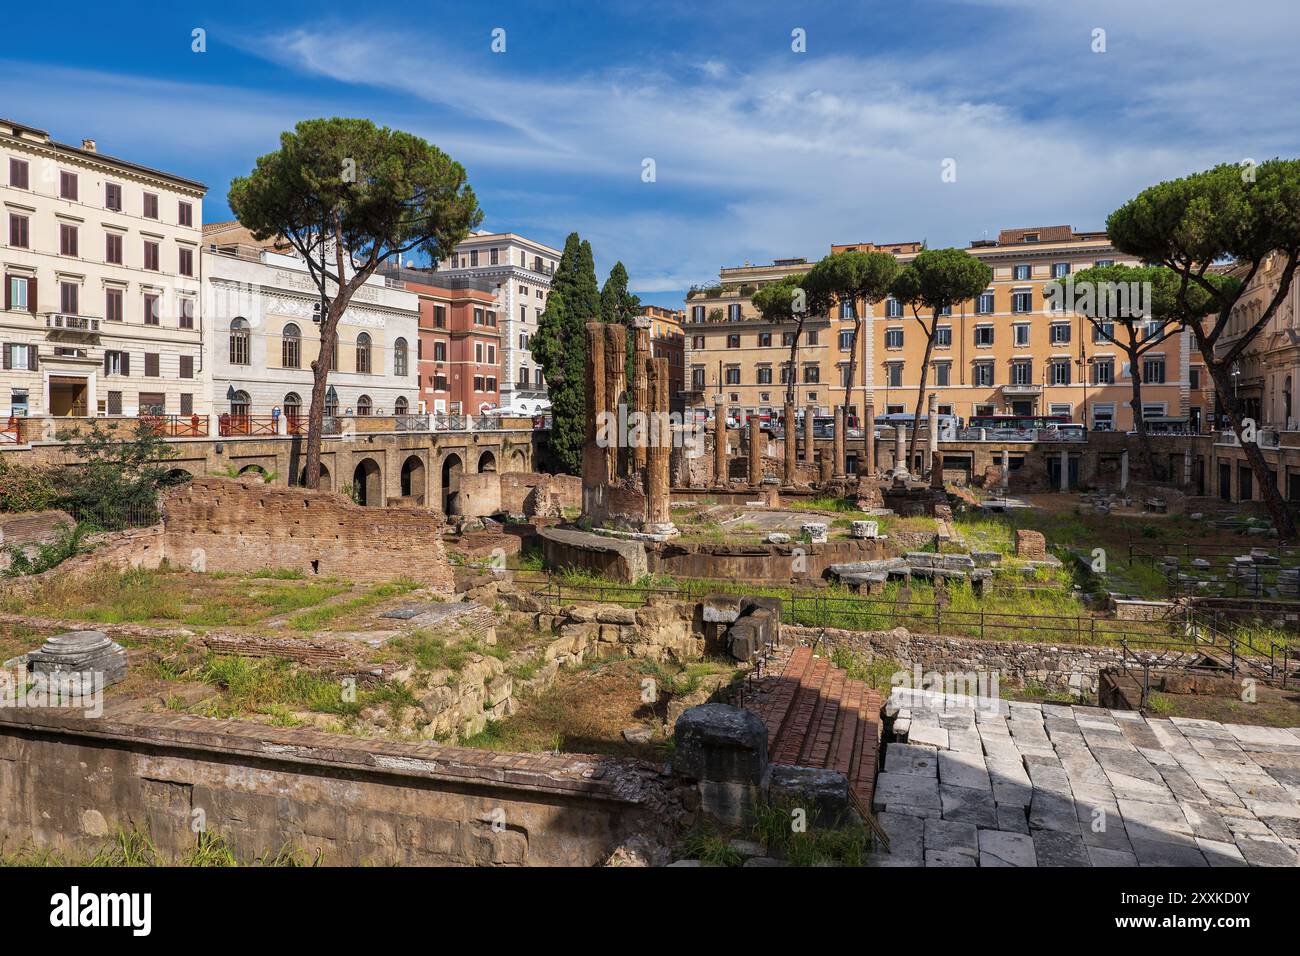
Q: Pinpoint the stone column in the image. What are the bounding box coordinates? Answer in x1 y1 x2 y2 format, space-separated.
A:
713 395 728 487
1183 446 1192 487
1120 448 1130 492
748 414 762 487
581 322 610 521
894 425 909 478
931 451 945 490
632 318 651 479
783 401 796 486
819 449 833 484
803 403 816 465
1001 449 1010 493
863 401 875 477
833 406 846 478
605 323 628 483
646 356 674 531
1059 448 1070 492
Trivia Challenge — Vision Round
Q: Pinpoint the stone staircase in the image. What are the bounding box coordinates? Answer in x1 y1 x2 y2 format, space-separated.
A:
745 645 883 808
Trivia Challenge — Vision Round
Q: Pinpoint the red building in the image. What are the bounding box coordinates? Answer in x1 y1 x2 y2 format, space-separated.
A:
382 267 502 416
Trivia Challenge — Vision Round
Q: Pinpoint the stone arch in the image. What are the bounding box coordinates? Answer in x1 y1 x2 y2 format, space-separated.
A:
477 450 497 473
441 453 464 515
400 454 426 502
510 449 527 473
161 467 193 487
237 463 268 479
297 463 332 491
352 457 383 507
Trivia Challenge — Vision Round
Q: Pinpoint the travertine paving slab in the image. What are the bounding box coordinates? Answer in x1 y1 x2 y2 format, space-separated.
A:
979 829 1036 867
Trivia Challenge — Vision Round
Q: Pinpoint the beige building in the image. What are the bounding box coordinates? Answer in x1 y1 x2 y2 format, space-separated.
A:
1 118 207 421
684 228 1207 432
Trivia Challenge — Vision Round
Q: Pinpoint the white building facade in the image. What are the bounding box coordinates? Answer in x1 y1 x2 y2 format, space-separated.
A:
431 230 560 415
202 245 420 424
1 118 207 421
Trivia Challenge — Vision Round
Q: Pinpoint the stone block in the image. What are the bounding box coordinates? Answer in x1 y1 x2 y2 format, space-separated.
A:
1031 829 1090 867
673 705 767 826
924 817 978 859
940 784 998 828
979 829 1037 867
938 751 990 791
15 630 127 695
766 765 852 826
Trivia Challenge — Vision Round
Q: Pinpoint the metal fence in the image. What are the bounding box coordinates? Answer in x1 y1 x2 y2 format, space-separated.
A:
65 500 160 531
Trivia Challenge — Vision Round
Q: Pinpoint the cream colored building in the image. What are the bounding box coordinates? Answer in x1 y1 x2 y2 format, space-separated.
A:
1 117 206 420
684 228 1207 432
202 243 420 424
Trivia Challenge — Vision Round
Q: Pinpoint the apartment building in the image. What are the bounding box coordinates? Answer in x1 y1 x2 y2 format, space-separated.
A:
202 241 420 424
1207 253 1300 430
684 228 1206 431
380 266 502 416
1 118 207 420
430 230 560 415
641 304 686 410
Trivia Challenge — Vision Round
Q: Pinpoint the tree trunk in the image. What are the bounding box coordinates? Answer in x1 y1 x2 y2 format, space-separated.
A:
907 312 936 469
782 315 807 408
302 304 341 489
1124 348 1159 480
1203 348 1295 539
844 315 861 439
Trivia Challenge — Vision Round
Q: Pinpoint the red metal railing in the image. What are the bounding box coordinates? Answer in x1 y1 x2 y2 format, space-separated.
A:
1 417 23 444
218 414 278 437
141 414 209 438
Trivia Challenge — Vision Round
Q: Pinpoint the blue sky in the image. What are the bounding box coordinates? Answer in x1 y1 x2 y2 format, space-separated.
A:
4 0 1299 306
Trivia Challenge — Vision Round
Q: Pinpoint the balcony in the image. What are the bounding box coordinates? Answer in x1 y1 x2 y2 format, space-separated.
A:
45 313 100 333
1001 383 1042 397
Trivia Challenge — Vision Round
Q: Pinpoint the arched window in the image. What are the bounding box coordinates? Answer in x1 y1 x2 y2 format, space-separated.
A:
328 332 339 372
356 332 372 374
283 392 302 420
230 389 250 417
394 336 408 376
282 323 301 368
229 318 250 365
357 394 372 416
395 396 409 415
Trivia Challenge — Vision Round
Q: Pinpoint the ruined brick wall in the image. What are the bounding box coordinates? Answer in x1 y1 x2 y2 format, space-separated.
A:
499 473 580 514
0 708 684 867
160 478 455 590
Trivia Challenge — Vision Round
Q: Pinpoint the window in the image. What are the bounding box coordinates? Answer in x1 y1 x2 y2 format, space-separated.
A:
105 182 122 211
726 334 740 349
105 232 123 264
1051 360 1071 386
1189 368 1201 390
180 355 194 379
691 305 705 322
1013 323 1030 347
969 362 993 387
329 333 339 371
178 247 194 277
1052 262 1070 278
691 367 705 388
976 291 995 314
1094 259 1114 268
60 171 77 200
143 241 159 271
105 288 123 322
473 375 485 391
9 158 28 189
885 327 904 349
180 393 193 415
839 329 854 350
934 362 951 387
1050 322 1071 345
490 247 498 265
1093 321 1114 344
803 365 819 384
487 344 495 364
144 293 159 325
143 192 158 219
470 250 479 267
284 392 302 420
886 298 903 318
757 366 772 385
1013 264 1030 280
475 342 485 363
728 303 742 321
59 223 77 256
356 332 372 373
486 376 497 391
144 353 159 377
229 318 250 365
806 331 818 346
394 337 408 376
839 300 857 319
1142 403 1166 419
1142 357 1166 383
484 310 496 327
758 332 772 347
2 343 36 371
433 374 448 391
433 305 447 328
357 395 372 415
935 326 952 348
178 201 193 227
179 298 194 329
106 391 122 414
282 323 301 368
8 214 29 248
974 325 994 346
886 363 903 387
724 367 741 385
6 275 29 311
1092 358 1113 384
104 350 129 376
519 366 531 387
434 341 447 362
59 282 78 315
1012 290 1033 313
395 396 409 415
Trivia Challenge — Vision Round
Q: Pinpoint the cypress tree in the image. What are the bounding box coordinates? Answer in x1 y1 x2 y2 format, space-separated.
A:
600 261 641 395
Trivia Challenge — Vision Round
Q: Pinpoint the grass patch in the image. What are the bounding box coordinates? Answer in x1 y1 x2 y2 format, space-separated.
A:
285 579 419 631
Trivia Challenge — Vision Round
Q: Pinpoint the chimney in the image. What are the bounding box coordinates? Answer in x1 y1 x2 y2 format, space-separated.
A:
81 139 96 152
